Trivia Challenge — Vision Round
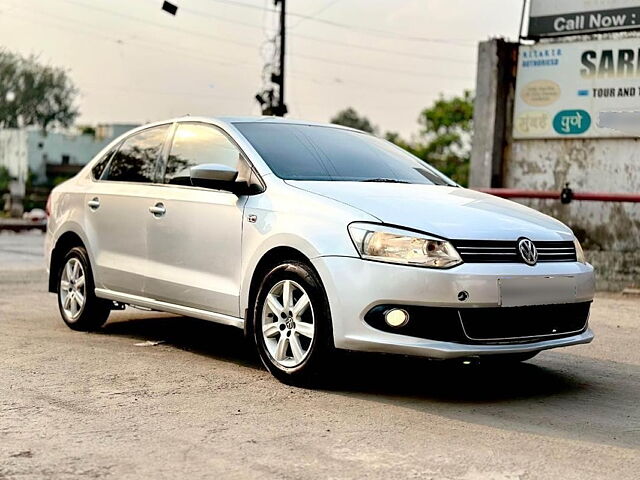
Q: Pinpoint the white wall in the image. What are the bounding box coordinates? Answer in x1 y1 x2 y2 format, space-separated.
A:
0 129 28 183
0 125 138 184
507 138 640 251
26 130 113 182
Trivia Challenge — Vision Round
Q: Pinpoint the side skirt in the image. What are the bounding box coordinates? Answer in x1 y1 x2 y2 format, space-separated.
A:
94 288 244 329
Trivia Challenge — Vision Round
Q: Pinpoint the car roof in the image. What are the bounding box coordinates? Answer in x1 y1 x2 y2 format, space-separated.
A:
165 115 364 133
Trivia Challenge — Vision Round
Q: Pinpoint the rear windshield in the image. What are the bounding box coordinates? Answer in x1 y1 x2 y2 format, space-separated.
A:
233 122 455 185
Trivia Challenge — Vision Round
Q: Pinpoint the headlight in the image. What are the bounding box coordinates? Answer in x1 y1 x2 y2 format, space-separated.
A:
574 237 586 263
348 223 462 268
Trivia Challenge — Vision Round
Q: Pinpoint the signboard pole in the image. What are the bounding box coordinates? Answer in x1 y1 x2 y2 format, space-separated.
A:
518 0 529 41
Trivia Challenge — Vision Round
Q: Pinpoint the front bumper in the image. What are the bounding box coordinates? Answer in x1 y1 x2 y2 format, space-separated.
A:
311 256 595 359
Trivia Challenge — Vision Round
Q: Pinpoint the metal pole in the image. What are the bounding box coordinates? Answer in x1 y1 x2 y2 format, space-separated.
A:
277 0 286 116
518 0 528 41
475 188 640 203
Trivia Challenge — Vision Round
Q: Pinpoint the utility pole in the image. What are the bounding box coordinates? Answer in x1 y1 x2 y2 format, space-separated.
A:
275 0 286 116
255 0 287 116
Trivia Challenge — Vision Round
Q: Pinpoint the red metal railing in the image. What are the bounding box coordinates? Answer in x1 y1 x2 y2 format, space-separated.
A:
476 185 640 204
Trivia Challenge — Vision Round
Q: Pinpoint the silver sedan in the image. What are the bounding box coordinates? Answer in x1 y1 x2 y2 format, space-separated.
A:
45 117 595 385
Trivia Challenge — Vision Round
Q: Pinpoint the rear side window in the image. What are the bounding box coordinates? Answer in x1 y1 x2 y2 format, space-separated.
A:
164 123 242 184
104 125 169 183
91 144 119 180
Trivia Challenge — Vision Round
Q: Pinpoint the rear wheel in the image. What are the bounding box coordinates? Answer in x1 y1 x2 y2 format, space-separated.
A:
57 247 110 331
253 260 334 386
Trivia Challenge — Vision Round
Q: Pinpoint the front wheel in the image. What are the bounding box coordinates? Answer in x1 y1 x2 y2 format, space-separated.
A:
57 247 110 331
253 261 334 386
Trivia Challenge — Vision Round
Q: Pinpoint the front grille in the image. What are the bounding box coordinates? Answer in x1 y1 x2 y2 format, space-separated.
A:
458 302 590 343
364 302 590 345
451 240 576 263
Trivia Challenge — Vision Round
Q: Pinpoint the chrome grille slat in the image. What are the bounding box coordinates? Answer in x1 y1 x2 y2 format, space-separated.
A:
451 239 576 264
457 246 516 250
457 252 515 255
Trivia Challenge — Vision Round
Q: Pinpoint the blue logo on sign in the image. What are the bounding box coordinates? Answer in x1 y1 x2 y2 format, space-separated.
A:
577 89 589 97
553 110 591 135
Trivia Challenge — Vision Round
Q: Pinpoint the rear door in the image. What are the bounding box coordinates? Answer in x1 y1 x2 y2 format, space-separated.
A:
85 124 171 295
144 122 247 317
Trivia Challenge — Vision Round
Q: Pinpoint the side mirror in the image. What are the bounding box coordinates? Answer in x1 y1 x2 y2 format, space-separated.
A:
181 163 239 191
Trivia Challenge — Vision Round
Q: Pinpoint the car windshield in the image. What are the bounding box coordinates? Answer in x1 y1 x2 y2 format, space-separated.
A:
233 122 456 186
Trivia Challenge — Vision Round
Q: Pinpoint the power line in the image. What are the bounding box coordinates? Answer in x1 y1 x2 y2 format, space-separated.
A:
3 0 474 116
5 3 462 97
203 0 475 46
2 6 256 71
83 84 249 101
165 2 475 65
291 51 472 81
52 0 474 81
288 0 340 30
292 32 473 65
56 0 258 49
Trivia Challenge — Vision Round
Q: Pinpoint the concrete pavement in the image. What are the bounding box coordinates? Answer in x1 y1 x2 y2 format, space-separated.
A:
1 231 639 479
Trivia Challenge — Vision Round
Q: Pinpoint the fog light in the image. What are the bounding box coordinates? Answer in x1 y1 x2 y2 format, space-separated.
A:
384 308 409 328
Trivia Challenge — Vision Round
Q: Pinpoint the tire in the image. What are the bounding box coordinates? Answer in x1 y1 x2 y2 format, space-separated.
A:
57 246 110 331
482 351 540 364
253 260 334 386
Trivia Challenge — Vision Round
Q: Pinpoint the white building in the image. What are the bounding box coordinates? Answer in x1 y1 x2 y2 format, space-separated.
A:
0 124 138 185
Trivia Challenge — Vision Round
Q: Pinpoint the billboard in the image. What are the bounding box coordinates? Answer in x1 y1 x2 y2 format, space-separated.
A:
528 0 640 38
513 37 640 139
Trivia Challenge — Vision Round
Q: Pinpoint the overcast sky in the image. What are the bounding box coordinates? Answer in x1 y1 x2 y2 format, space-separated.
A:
0 0 523 136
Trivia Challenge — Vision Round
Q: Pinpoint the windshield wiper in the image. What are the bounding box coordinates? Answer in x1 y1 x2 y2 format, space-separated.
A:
359 178 411 184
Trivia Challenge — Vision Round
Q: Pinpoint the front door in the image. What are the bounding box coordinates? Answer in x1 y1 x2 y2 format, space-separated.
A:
144 122 247 317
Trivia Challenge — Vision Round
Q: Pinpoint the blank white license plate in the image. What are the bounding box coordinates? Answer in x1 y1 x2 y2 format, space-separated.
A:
499 276 576 307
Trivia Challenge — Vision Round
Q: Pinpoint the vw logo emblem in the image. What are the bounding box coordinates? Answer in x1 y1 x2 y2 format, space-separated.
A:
517 238 538 266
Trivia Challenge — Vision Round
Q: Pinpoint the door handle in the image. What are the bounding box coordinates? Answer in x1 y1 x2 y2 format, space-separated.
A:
149 203 166 217
87 197 100 210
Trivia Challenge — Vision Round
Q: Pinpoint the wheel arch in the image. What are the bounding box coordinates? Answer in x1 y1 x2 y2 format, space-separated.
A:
243 246 320 338
48 231 87 293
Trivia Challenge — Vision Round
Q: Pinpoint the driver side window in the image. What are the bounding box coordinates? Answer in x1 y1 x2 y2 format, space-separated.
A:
164 123 243 184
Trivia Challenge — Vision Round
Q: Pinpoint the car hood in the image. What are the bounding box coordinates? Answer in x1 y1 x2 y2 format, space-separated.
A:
286 181 574 241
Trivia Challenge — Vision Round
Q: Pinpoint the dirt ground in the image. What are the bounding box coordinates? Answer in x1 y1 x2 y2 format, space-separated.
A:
1 231 639 479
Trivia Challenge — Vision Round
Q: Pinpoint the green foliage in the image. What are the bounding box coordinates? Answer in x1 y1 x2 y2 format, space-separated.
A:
419 90 473 135
330 107 377 134
0 166 12 193
388 91 473 186
52 176 71 187
78 125 96 137
0 49 79 132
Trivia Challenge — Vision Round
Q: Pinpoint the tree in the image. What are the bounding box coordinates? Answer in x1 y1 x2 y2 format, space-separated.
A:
78 125 96 137
0 166 12 194
387 91 474 186
411 90 474 185
330 107 377 134
330 93 474 185
0 50 79 132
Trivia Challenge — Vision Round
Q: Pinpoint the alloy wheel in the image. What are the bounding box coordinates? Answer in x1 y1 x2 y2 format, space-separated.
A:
261 279 315 368
59 257 87 322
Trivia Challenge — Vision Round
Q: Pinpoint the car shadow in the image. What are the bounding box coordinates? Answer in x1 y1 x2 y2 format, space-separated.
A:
100 311 581 401
325 351 582 402
100 311 262 371
99 311 640 449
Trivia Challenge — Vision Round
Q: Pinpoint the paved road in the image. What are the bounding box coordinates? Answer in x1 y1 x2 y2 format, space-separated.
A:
1 232 639 479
